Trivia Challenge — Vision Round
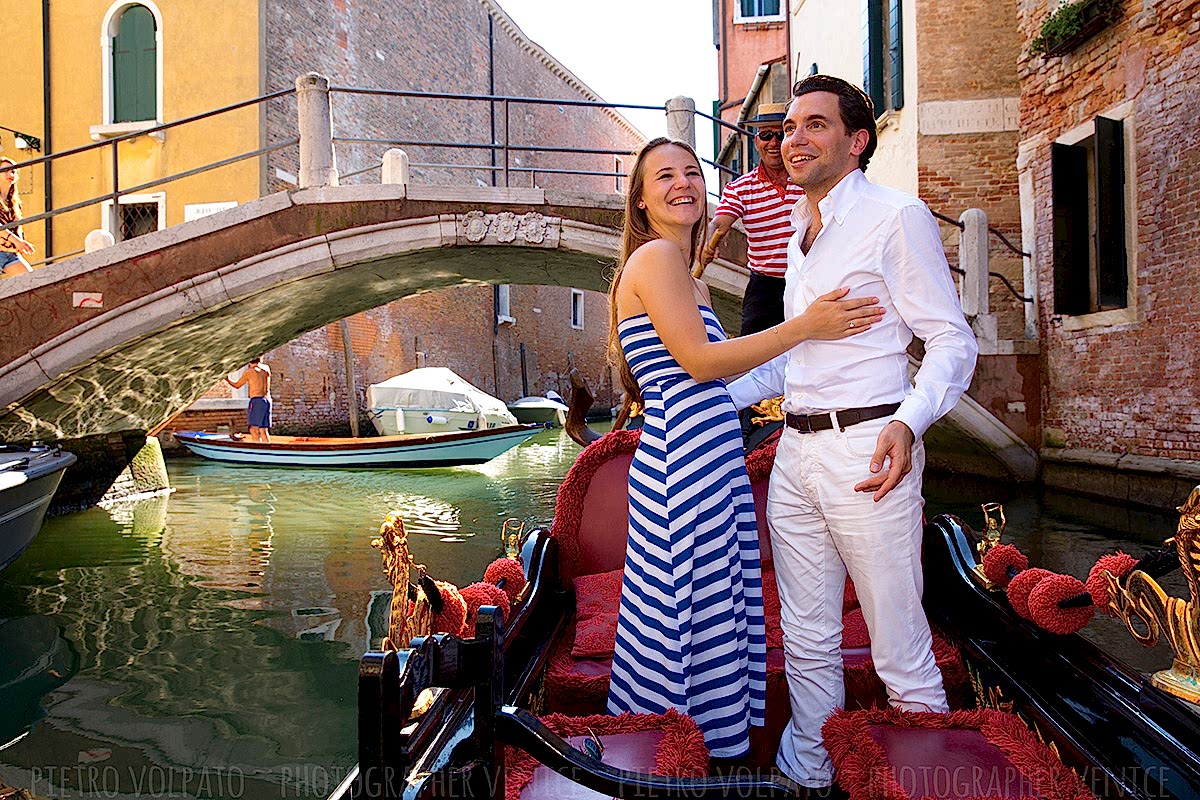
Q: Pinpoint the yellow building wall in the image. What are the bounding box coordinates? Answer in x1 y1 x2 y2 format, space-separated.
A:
8 1 263 265
3 2 50 259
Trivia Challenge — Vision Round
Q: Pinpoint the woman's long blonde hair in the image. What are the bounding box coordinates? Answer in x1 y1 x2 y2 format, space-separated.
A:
607 137 707 425
0 158 21 221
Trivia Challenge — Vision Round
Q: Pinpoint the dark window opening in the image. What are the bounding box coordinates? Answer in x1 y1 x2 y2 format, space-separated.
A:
118 202 159 241
1052 115 1128 315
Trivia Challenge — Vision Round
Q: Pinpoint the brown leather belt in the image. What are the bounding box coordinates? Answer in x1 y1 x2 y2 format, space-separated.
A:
784 402 901 434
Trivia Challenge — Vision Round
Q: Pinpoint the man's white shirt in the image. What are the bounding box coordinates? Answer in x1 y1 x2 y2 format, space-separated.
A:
727 169 978 440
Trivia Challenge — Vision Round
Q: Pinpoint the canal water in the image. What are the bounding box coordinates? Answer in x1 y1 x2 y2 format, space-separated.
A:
0 426 1184 800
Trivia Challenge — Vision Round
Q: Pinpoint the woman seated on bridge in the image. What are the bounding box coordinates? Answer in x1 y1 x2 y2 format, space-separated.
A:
0 158 35 278
605 136 882 758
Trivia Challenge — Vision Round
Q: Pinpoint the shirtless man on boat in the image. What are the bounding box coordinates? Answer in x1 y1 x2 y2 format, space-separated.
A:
225 358 272 443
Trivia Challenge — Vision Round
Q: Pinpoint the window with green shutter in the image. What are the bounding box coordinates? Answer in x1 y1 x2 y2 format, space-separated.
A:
113 5 157 123
862 0 904 118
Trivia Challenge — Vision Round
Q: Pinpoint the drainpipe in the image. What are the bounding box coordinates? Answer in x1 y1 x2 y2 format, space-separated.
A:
42 0 53 256
784 0 793 87
488 14 496 187
340 319 359 437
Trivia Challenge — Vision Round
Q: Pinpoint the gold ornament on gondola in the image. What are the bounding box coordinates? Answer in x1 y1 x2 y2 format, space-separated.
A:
1104 485 1200 705
971 503 1006 588
750 396 785 426
502 518 525 559
372 511 433 651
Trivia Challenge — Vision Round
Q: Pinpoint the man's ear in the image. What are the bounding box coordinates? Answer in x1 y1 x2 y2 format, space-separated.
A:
849 129 870 157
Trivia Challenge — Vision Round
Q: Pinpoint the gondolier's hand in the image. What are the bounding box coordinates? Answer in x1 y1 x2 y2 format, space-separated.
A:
854 420 914 502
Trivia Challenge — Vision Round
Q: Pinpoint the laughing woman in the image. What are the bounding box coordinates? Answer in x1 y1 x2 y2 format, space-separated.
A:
1 158 35 278
605 137 882 758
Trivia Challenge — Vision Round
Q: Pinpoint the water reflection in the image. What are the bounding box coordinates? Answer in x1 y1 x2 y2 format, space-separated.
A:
0 427 1189 799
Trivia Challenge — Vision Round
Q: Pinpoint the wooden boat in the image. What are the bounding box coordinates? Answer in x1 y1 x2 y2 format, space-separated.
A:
173 425 541 469
331 402 1200 799
0 443 76 571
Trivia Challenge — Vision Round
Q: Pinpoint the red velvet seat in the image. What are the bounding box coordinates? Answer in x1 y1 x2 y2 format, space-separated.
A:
823 708 1097 800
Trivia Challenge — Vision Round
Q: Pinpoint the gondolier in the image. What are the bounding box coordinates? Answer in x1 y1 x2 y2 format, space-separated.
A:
699 103 804 336
225 357 272 443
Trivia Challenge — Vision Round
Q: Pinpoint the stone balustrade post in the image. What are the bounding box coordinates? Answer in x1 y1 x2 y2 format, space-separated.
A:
960 207 997 353
296 73 339 188
665 96 697 150
381 149 410 187
85 229 115 253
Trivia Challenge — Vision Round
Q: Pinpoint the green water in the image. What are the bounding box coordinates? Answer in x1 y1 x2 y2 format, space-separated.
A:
0 427 1185 800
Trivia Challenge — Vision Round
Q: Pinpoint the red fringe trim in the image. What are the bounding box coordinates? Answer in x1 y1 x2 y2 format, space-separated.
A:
549 429 641 584
504 709 709 800
744 433 780 485
823 707 1095 800
545 621 612 716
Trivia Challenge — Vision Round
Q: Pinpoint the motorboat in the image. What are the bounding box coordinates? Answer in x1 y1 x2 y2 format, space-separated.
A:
506 394 569 427
327 385 1200 800
0 443 76 571
366 368 517 435
0 615 78 747
173 425 541 469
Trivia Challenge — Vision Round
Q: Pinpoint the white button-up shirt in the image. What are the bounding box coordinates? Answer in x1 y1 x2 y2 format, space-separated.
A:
727 169 978 440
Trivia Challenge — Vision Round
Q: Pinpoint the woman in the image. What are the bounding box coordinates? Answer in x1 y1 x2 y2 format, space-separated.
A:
1 157 35 277
605 137 882 758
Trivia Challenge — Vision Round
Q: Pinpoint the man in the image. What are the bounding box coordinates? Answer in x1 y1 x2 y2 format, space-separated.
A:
225 357 272 443
727 76 978 792
700 103 804 335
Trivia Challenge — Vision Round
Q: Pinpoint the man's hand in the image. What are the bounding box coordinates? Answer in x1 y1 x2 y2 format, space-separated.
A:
853 420 915 502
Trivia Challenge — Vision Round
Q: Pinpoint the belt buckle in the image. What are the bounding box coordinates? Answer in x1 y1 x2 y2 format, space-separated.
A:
789 412 814 434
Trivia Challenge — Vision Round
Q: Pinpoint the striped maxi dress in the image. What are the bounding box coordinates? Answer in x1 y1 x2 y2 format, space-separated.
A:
607 305 767 757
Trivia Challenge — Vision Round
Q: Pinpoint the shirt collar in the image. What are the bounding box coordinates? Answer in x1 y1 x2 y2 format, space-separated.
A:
789 168 867 230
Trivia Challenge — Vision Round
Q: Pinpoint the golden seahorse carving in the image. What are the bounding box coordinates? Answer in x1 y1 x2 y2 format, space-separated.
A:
1106 485 1200 704
750 396 785 426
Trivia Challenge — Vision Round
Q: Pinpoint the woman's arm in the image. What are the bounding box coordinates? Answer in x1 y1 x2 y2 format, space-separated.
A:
622 240 882 382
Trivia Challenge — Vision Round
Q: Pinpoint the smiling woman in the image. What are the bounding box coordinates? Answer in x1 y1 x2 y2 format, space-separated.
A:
0 158 35 278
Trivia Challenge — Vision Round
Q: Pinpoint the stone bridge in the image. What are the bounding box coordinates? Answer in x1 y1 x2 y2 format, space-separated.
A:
0 182 1036 482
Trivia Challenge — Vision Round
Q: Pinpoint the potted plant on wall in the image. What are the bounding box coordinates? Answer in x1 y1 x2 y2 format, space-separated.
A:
1028 0 1122 58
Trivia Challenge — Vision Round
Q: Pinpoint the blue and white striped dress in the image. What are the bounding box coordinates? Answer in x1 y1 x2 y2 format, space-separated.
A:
607 305 767 757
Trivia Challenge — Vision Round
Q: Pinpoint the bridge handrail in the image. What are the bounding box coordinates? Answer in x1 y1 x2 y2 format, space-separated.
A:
0 87 297 237
327 86 664 112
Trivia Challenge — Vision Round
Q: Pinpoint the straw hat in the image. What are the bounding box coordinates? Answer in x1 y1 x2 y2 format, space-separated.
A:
744 102 787 127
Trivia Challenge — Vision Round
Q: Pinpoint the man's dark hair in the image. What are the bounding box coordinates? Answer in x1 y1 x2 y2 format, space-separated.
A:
791 75 877 172
249 357 262 364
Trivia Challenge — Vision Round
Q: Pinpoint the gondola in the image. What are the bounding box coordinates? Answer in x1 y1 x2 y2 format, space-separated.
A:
329 381 1200 800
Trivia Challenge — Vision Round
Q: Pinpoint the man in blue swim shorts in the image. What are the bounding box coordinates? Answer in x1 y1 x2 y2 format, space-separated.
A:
225 357 272 442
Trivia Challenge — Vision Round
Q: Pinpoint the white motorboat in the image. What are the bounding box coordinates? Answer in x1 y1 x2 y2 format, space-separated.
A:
506 395 569 427
366 368 517 435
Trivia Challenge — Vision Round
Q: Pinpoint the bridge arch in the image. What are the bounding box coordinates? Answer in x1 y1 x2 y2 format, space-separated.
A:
0 184 750 442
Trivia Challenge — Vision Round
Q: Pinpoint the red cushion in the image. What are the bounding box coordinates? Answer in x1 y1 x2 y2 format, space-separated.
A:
571 569 623 658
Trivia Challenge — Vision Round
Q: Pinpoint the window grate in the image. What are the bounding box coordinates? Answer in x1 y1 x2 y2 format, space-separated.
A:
119 202 159 241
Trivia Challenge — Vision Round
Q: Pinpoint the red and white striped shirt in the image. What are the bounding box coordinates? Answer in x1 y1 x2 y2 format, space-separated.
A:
714 165 804 278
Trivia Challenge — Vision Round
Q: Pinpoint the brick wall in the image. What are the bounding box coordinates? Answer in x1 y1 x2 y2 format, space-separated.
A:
1019 0 1200 462
170 0 638 436
915 0 1027 343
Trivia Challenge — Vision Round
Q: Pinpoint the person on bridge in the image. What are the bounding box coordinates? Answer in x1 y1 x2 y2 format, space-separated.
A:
699 103 803 336
605 136 883 759
225 358 273 443
0 158 36 278
727 75 978 792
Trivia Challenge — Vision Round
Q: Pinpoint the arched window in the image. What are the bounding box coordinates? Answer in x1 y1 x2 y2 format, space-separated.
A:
98 0 164 131
112 5 157 123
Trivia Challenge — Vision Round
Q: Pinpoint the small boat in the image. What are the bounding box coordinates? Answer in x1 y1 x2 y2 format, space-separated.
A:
0 615 78 747
329 383 1200 800
506 395 569 427
173 425 541 469
0 443 76 571
366 368 518 435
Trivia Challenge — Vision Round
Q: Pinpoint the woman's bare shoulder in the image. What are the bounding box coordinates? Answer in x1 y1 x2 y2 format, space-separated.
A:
625 239 686 274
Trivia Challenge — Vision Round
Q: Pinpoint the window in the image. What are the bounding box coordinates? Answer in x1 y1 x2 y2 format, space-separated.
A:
736 0 783 23
100 1 163 129
571 289 585 330
100 193 165 242
862 0 904 118
1052 114 1130 316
